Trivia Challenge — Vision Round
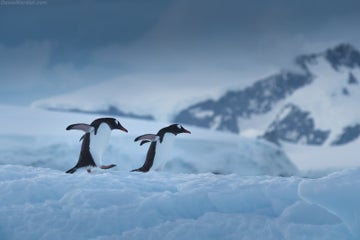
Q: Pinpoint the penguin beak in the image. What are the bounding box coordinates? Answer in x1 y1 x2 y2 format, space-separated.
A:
182 127 191 134
117 125 128 133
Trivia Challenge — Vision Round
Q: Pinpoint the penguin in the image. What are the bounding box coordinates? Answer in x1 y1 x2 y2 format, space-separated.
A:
66 117 128 174
131 124 191 172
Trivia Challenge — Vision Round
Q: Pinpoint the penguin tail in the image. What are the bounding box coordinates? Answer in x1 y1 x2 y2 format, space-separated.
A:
130 167 149 173
66 167 77 174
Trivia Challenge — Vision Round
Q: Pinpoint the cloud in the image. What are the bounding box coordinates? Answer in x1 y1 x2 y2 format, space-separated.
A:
0 41 54 104
112 0 360 79
0 42 116 104
0 41 50 84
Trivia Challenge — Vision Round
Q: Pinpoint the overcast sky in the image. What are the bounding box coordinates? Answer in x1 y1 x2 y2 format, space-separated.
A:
1 0 360 105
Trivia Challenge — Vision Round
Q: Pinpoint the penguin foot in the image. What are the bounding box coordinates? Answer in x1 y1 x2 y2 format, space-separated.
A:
87 169 92 173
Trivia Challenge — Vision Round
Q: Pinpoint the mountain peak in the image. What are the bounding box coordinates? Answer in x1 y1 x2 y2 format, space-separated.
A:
295 43 360 72
324 43 360 70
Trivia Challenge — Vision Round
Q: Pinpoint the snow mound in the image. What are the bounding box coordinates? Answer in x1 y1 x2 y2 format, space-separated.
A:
0 165 357 240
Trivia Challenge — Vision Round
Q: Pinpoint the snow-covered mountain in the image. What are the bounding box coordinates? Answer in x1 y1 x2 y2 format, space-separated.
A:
174 43 360 146
33 43 360 147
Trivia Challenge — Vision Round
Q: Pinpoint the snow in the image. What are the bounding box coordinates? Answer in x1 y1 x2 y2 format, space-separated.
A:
0 104 298 176
189 108 215 118
286 58 360 144
0 104 359 239
299 168 360 237
225 54 360 148
283 139 360 177
31 71 234 121
0 165 357 240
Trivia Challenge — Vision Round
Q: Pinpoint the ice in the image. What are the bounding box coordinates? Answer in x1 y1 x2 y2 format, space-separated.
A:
299 168 360 237
0 165 357 240
0 104 358 239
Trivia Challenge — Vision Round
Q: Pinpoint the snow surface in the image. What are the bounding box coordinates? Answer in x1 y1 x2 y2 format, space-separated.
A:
0 165 358 240
0 104 359 239
283 139 360 177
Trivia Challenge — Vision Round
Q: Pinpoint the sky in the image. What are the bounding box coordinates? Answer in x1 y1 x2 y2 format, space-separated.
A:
1 0 360 106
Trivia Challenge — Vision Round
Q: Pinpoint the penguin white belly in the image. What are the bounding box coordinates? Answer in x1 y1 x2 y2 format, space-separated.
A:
89 123 111 165
152 133 175 171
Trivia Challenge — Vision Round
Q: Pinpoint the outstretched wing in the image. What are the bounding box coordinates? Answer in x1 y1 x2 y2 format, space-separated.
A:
134 134 159 145
66 123 94 133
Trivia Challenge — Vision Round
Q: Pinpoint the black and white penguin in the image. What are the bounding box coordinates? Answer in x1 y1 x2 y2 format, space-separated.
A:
66 117 128 174
131 124 191 172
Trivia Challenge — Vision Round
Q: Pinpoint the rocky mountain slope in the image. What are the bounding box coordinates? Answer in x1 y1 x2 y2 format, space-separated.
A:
174 43 360 146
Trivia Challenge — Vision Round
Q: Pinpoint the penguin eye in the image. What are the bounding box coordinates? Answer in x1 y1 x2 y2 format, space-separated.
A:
115 120 120 125
177 124 182 129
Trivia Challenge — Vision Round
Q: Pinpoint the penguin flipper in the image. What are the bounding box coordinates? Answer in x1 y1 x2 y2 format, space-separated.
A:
134 134 159 145
66 123 94 133
79 134 86 142
140 140 151 145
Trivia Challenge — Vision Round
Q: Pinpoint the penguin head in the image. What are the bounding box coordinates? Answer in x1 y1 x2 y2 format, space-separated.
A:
165 124 191 135
112 119 128 133
91 118 128 133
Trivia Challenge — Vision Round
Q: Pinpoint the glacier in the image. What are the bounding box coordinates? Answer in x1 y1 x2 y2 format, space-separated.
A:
0 104 359 239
